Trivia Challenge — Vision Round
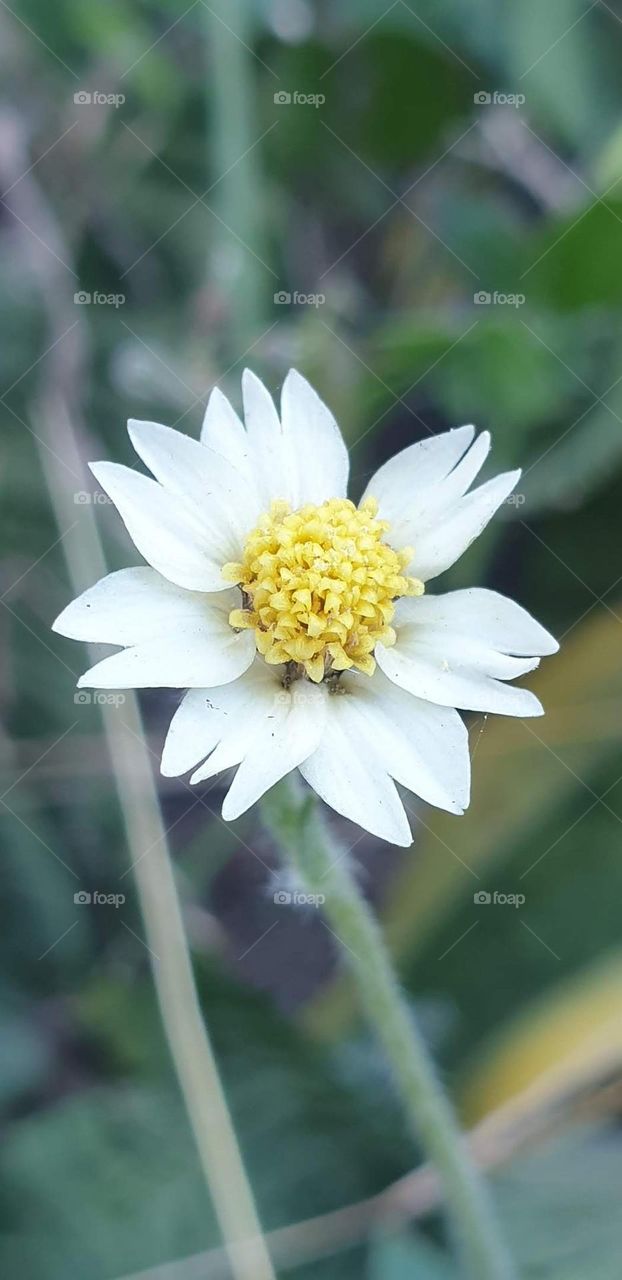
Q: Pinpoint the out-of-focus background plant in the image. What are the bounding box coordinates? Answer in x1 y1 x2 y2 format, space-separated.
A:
2 1 622 1276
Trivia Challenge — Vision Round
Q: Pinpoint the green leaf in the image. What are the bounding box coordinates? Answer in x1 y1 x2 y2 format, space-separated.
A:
524 201 622 309
505 0 621 148
0 967 407 1278
497 1125 622 1280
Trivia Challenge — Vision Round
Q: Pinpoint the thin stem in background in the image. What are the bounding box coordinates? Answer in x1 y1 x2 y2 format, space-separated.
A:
263 778 518 1280
203 0 268 357
0 111 276 1280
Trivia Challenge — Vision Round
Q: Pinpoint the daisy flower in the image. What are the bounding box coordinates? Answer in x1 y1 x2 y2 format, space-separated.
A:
53 370 557 846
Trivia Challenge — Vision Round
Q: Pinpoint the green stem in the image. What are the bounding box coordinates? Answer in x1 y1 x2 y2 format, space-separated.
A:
204 0 267 356
263 779 516 1280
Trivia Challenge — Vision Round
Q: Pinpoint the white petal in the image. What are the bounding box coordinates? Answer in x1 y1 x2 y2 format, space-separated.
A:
90 461 232 592
221 680 327 820
378 644 542 716
128 418 261 548
362 425 477 519
335 670 470 814
161 689 232 778
185 664 327 818
53 568 235 645
410 470 521 581
200 386 254 483
300 694 412 846
280 368 349 505
77 592 255 689
187 665 278 783
419 431 491 517
242 368 292 505
238 368 349 509
363 426 520 582
377 595 545 717
403 589 559 657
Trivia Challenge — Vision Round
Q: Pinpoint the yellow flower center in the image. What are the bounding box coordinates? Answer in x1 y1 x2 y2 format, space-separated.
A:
222 496 423 683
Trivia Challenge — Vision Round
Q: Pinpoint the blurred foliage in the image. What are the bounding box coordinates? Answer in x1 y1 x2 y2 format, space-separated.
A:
2 0 622 1277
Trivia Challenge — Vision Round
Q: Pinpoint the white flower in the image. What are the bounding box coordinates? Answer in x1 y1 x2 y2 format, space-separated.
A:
53 369 558 846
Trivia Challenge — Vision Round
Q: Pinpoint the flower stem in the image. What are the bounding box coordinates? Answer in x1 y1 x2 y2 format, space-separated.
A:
124 760 278 1280
23 266 276 1278
262 779 516 1280
46 469 278 1280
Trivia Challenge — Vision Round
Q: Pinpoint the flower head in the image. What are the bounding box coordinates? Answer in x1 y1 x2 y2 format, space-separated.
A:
223 495 423 680
53 369 558 846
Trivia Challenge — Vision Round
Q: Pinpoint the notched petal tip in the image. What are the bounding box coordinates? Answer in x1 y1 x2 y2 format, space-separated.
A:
241 366 265 393
442 791 468 818
88 459 115 490
282 367 310 398
126 418 171 459
516 689 545 717
537 630 560 657
221 791 245 822
51 605 71 636
127 417 154 433
160 750 189 780
51 599 96 642
201 384 239 432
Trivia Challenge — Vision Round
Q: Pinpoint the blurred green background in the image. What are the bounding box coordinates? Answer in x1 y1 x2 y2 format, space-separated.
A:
2 1 622 1276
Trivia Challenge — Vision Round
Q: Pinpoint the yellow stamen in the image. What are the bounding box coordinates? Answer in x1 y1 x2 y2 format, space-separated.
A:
225 497 423 681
